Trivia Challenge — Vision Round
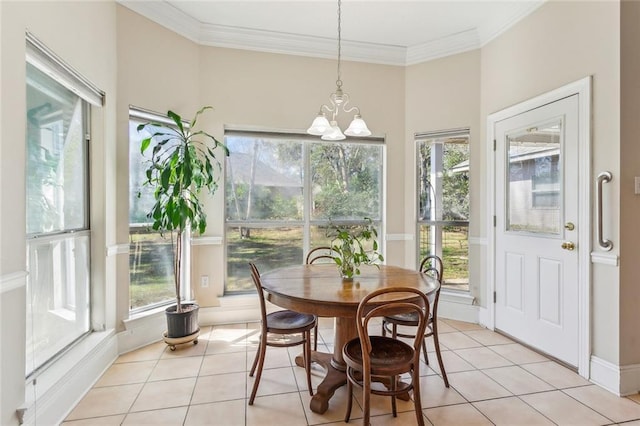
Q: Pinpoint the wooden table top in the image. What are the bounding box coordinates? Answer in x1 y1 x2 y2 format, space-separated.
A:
261 264 439 318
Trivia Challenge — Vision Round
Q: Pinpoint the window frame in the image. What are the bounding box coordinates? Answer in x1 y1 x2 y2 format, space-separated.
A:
224 128 385 294
415 128 470 292
127 106 192 314
25 31 102 378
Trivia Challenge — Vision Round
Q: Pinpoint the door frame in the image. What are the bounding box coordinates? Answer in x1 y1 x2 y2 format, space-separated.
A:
483 76 592 378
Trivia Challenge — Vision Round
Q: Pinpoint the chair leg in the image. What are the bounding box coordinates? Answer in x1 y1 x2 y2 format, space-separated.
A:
249 338 261 377
391 375 397 417
422 338 430 365
411 366 425 426
313 324 318 351
362 371 371 426
304 330 314 396
344 370 353 423
432 331 449 388
249 336 268 405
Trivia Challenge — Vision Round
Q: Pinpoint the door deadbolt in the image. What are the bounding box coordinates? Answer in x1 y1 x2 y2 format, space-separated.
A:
561 241 576 251
564 222 575 231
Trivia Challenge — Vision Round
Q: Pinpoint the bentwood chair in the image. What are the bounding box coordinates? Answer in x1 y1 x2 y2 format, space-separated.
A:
248 263 317 405
381 255 449 387
305 246 338 265
305 246 339 350
343 287 429 426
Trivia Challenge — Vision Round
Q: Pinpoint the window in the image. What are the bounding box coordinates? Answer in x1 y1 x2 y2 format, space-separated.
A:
416 129 470 292
128 108 187 312
225 130 384 293
507 120 561 233
25 39 97 376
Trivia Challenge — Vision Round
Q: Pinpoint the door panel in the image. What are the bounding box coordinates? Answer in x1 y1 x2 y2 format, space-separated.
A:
495 94 579 367
505 252 524 311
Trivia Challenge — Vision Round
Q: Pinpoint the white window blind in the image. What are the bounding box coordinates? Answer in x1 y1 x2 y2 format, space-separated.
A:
26 31 104 107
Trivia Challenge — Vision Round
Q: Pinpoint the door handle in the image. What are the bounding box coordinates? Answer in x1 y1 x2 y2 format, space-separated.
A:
596 171 613 251
561 241 575 251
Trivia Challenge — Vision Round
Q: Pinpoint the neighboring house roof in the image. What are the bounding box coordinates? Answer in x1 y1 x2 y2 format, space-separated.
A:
450 146 559 174
226 152 302 188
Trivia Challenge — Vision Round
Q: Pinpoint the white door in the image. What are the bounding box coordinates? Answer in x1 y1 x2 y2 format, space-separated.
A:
494 95 579 367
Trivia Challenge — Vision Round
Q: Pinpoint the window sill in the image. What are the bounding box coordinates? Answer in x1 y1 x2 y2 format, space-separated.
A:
23 329 117 425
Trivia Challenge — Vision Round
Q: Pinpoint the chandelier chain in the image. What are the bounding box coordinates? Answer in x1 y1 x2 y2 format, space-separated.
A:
336 0 342 89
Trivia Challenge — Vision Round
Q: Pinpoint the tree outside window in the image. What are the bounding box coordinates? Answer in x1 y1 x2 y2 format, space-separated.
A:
225 133 383 293
417 131 470 291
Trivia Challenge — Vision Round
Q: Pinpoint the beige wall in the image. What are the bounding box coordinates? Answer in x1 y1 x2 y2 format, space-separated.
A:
0 1 118 423
1 1 637 421
404 50 482 294
115 5 201 326
619 0 640 366
194 46 405 302
115 6 405 307
481 0 621 362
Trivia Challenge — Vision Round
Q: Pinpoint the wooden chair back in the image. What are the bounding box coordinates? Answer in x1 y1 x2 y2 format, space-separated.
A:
305 246 338 264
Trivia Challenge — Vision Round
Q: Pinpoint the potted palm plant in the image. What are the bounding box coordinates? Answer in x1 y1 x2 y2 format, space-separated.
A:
327 218 384 279
138 106 228 345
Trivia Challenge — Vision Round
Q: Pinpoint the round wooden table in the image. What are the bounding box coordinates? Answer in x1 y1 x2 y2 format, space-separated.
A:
260 264 439 414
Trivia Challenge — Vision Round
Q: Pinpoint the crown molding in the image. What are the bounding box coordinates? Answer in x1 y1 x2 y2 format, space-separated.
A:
478 1 545 47
198 23 406 66
405 28 480 66
118 0 545 67
119 0 201 43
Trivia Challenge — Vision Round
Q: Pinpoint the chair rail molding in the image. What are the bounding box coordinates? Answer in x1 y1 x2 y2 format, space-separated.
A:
106 243 128 257
0 271 27 294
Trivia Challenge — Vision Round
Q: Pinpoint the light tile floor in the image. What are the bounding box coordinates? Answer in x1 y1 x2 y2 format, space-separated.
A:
63 318 640 426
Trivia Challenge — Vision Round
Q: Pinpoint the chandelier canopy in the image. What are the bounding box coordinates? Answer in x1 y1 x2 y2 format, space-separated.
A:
306 0 371 141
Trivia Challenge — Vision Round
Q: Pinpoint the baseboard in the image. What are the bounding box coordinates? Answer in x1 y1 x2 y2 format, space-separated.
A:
590 356 621 395
438 292 479 324
22 330 117 425
591 356 640 396
118 297 262 354
478 307 492 329
119 309 166 354
199 296 261 325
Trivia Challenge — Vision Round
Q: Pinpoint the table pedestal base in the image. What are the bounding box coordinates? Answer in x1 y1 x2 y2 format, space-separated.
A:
296 351 346 414
295 351 410 414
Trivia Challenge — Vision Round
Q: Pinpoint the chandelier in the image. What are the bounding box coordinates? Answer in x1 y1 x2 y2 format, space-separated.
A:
306 0 371 141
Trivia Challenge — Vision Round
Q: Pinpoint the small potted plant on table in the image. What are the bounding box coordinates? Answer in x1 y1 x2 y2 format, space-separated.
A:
138 106 228 350
327 218 384 280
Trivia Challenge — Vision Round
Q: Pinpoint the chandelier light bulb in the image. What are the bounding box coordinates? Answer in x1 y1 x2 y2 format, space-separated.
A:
307 113 331 136
321 121 346 141
344 115 372 137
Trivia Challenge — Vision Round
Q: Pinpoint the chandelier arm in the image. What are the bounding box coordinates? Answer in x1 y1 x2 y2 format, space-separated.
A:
342 104 361 115
319 103 338 121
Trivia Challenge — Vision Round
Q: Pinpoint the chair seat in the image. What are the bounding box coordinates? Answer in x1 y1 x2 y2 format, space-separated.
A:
384 311 434 327
266 310 316 333
384 311 420 326
343 336 415 376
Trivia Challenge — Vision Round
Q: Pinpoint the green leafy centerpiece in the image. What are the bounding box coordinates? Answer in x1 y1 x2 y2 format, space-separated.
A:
327 218 384 279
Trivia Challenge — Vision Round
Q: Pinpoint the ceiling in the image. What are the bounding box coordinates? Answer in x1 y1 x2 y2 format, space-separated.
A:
119 0 545 66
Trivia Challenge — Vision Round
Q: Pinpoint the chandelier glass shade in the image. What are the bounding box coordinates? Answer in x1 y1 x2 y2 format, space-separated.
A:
306 0 371 141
